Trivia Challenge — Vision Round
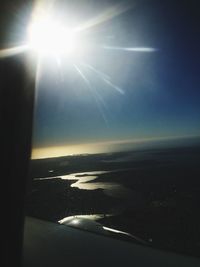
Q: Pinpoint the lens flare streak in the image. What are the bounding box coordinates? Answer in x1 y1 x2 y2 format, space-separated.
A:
81 63 111 81
75 2 134 32
102 77 124 95
0 45 28 58
74 64 108 124
82 63 124 95
103 46 157 52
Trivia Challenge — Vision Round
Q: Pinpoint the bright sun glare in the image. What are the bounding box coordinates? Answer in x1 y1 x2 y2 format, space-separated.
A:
28 16 78 56
0 3 158 159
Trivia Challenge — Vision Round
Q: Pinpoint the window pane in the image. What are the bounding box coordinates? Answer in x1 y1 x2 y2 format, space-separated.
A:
25 0 200 257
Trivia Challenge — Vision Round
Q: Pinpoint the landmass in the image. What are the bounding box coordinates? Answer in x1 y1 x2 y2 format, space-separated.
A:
25 144 200 257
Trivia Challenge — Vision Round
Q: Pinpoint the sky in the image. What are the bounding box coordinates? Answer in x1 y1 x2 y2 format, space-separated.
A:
30 0 200 158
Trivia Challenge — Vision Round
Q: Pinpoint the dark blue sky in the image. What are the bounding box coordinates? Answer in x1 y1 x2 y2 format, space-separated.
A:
32 0 200 152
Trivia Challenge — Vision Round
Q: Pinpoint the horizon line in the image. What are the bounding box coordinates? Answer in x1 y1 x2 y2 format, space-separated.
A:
31 134 200 160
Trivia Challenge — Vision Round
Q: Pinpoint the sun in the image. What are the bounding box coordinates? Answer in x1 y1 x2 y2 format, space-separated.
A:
27 16 78 57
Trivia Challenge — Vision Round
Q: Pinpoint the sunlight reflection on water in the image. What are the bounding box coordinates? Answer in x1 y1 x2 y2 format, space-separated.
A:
60 171 132 197
35 170 132 198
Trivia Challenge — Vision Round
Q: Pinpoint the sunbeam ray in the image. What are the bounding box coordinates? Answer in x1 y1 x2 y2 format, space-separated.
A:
73 64 91 88
34 56 42 103
81 63 111 81
0 45 28 58
103 77 124 95
103 46 157 52
73 64 108 125
75 2 134 32
82 63 124 95
55 56 64 83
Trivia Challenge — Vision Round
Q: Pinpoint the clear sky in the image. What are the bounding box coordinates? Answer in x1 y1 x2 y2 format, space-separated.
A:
31 0 200 158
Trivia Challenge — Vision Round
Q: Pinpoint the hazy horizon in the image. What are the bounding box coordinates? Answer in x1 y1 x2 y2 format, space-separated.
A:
31 134 200 159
